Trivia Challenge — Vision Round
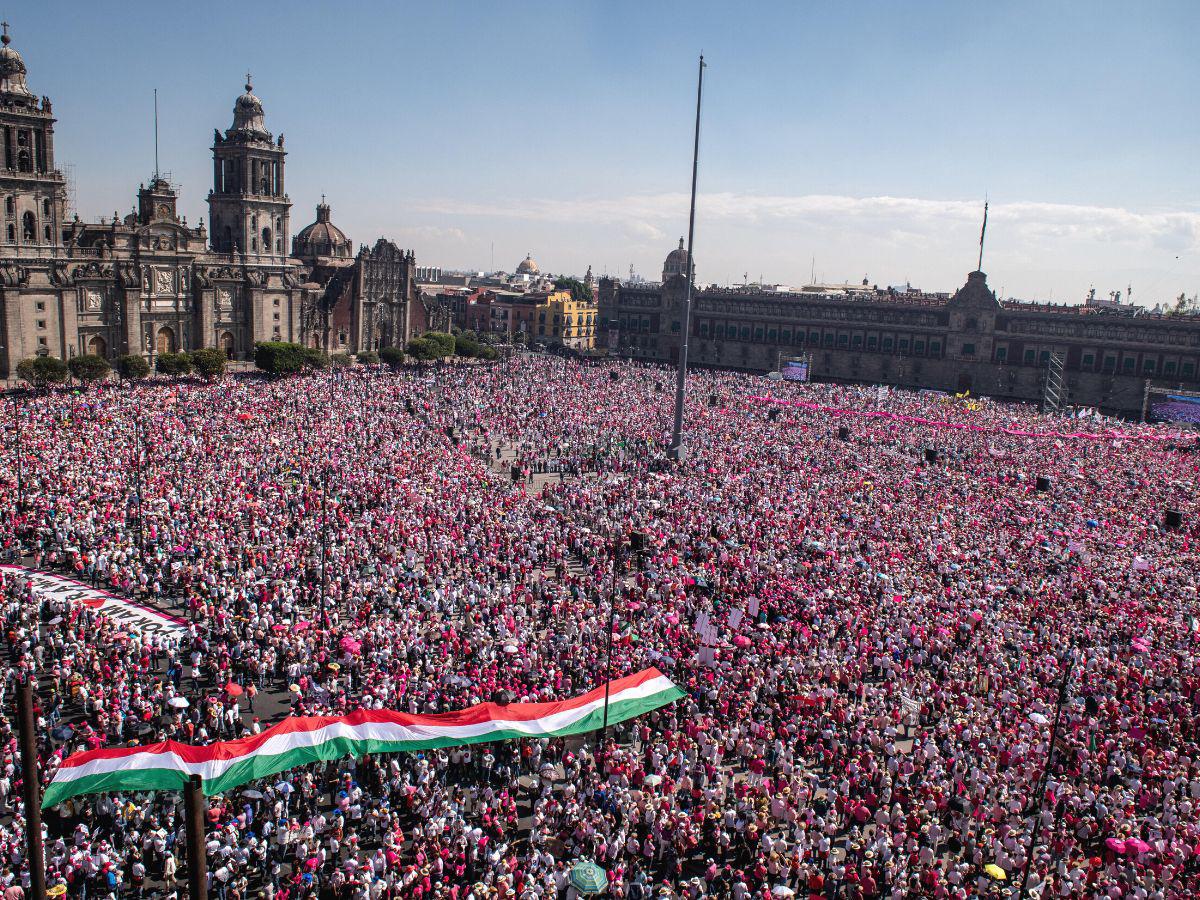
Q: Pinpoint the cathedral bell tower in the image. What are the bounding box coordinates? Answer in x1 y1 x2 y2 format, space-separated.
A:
0 22 67 250
207 75 290 257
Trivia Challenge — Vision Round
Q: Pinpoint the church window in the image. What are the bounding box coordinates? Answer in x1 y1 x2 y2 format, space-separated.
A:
5 225 11 242
262 227 272 252
276 239 282 252
5 197 12 216
21 211 34 241
223 226 233 252
251 237 258 251
43 225 49 241
16 150 29 173
42 199 49 217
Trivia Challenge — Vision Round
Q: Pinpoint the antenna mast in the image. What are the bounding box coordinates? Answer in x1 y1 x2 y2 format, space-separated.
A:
153 89 160 179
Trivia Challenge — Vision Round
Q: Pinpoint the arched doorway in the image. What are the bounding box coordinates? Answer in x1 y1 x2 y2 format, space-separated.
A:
87 335 107 358
156 326 176 355
219 331 235 357
309 333 321 350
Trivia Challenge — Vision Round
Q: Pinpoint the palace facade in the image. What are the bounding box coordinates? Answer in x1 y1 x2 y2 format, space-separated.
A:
599 243 1200 416
0 26 421 378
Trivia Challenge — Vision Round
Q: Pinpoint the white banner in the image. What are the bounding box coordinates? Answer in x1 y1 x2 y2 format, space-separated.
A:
728 609 744 629
0 566 187 641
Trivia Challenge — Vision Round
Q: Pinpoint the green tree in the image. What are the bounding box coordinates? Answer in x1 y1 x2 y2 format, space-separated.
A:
114 354 151 381
67 354 112 384
303 347 330 370
330 351 353 368
16 355 69 389
423 331 456 358
454 332 481 358
554 276 594 303
155 352 193 377
478 345 499 361
254 341 308 376
189 347 228 381
379 346 406 369
356 350 380 365
406 337 438 362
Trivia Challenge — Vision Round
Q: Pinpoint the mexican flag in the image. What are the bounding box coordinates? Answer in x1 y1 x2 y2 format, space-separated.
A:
43 667 683 807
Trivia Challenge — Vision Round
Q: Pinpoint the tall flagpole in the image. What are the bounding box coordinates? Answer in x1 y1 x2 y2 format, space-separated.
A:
977 199 988 272
669 54 706 461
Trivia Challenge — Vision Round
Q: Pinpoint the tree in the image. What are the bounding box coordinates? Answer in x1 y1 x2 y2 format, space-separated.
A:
478 345 499 361
303 347 330 370
155 352 193 377
114 354 151 381
330 351 353 368
406 337 438 362
379 346 406 369
356 350 380 365
554 276 594 303
254 341 308 376
189 347 228 381
16 355 68 389
454 332 481 358
67 354 112 384
423 331 457 358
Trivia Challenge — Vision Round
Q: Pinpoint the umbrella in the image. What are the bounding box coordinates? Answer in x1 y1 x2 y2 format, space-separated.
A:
642 774 663 786
339 637 362 655
224 683 244 697
1125 837 1152 854
983 864 1006 881
503 644 519 655
240 789 264 799
771 887 795 898
569 860 608 896
51 725 74 741
328 663 341 672
1105 837 1126 854
168 697 189 709
48 616 63 625
1028 712 1050 725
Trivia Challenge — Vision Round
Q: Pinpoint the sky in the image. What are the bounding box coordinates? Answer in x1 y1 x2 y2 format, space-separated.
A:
11 1 1200 303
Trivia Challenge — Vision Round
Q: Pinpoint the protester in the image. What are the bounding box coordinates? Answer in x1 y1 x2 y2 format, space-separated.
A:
0 355 1196 898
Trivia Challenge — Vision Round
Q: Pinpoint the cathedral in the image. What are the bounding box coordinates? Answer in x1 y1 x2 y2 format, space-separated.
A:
0 25 421 378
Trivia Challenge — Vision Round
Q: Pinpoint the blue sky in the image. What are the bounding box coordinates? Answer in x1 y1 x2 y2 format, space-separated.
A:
13 1 1200 302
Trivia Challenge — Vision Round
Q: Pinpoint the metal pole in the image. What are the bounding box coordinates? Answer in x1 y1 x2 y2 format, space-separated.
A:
319 368 335 629
133 416 145 557
597 541 623 767
1016 649 1077 898
12 394 23 513
669 54 706 461
16 678 46 900
183 774 207 900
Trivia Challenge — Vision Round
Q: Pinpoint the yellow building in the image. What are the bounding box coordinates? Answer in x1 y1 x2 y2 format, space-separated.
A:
532 289 598 350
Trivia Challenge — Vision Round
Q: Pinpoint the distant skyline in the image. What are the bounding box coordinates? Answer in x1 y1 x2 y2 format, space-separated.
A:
11 1 1200 303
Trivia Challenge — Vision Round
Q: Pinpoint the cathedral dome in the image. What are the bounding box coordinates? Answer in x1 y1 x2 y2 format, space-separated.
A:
662 237 692 282
516 253 539 275
293 202 352 260
230 76 269 138
0 26 35 100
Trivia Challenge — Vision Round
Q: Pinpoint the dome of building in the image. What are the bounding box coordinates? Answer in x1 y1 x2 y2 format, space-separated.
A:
0 26 35 100
516 253 539 275
662 237 692 283
230 75 269 138
293 201 352 260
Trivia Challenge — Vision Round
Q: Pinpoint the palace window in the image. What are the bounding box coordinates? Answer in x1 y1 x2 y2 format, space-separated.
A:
754 327 764 341
1182 362 1195 377
1081 353 1094 368
882 337 893 351
851 335 862 349
914 340 925 354
995 346 1007 362
1102 356 1116 373
1123 357 1136 372
1024 349 1036 364
866 336 877 350
899 339 910 352
961 343 974 356
1164 361 1176 375
1143 358 1156 374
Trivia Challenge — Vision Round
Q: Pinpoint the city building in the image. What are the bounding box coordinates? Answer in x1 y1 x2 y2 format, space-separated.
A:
598 241 1200 415
0 26 421 377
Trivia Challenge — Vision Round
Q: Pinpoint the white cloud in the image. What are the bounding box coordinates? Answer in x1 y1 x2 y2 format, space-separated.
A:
393 225 467 242
622 220 665 243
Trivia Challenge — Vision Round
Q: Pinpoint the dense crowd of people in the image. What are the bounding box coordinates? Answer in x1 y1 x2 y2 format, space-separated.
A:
0 354 1197 898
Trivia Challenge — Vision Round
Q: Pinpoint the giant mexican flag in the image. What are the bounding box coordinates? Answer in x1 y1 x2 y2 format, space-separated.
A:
43 667 684 807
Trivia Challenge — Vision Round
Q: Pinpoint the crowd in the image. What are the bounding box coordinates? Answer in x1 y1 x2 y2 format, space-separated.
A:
0 354 1197 899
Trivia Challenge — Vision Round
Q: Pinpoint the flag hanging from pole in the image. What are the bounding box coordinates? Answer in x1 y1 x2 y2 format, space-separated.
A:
43 668 683 807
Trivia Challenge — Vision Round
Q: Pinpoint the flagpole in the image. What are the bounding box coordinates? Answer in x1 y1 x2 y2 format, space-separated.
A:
184 774 207 900
16 677 46 900
977 200 988 272
668 53 706 461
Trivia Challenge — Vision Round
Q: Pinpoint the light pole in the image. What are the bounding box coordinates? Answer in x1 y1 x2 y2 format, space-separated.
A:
597 537 625 760
668 54 706 461
8 392 23 514
132 414 145 558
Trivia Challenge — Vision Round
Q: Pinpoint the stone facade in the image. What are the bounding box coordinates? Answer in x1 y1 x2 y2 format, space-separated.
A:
0 28 419 377
599 245 1200 416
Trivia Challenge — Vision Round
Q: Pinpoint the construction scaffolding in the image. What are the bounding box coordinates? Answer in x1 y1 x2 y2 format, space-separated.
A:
1042 351 1065 414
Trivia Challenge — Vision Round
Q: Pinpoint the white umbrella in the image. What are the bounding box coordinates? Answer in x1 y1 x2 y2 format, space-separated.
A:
1029 712 1050 725
503 645 519 655
771 886 795 898
168 697 189 709
642 774 663 786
